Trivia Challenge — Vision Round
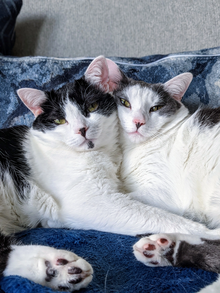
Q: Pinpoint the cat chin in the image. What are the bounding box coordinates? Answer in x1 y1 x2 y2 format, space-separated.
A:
70 139 95 151
126 131 146 144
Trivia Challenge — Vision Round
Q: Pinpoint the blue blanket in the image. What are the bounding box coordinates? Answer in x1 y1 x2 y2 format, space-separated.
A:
0 48 220 292
0 229 217 293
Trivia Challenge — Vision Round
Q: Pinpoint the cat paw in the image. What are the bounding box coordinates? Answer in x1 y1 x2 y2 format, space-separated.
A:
5 245 93 291
133 233 178 267
43 251 93 291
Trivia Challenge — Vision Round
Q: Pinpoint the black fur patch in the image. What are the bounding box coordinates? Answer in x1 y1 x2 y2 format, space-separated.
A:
174 238 220 273
33 77 116 133
45 260 58 282
0 232 14 276
0 126 30 200
164 242 176 265
196 108 220 127
151 84 181 116
88 141 94 149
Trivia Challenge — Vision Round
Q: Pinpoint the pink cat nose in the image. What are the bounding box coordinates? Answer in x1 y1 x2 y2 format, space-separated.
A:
79 127 87 137
133 119 145 129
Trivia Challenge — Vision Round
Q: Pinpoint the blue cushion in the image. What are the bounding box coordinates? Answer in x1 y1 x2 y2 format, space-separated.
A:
0 0 22 55
0 48 220 292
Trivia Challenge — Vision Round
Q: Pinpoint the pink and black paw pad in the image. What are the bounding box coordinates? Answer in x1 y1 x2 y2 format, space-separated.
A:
45 257 93 291
133 234 176 266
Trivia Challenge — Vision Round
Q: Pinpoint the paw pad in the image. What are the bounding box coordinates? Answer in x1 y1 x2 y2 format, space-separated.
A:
143 243 156 251
158 238 168 245
150 261 159 265
56 258 69 265
68 267 82 274
133 233 177 268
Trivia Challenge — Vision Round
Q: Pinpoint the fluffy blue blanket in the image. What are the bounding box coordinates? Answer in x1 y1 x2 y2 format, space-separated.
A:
0 48 220 292
0 229 217 293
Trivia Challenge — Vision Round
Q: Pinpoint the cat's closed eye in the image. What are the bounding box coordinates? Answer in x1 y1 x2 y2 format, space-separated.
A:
88 102 99 112
149 105 164 112
119 98 130 108
54 119 67 125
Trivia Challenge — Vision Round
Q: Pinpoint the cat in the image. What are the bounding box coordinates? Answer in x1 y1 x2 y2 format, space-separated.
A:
99 56 220 275
1 56 219 291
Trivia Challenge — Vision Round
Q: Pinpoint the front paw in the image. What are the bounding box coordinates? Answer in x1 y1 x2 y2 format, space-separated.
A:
4 245 93 292
43 251 93 291
133 233 178 267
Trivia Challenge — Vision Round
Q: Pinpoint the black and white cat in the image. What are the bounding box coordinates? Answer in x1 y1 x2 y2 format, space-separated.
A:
1 56 219 291
99 57 220 276
9 57 215 237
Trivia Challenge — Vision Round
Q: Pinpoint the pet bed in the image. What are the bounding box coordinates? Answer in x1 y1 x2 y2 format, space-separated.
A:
0 48 220 292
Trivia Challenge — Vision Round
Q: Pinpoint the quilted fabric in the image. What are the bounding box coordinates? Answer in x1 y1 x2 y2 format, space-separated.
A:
0 0 22 55
0 48 220 292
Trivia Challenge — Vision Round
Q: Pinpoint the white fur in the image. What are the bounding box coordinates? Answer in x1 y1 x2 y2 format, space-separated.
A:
1 60 218 291
119 88 220 228
0 89 214 237
4 245 93 291
133 233 205 267
23 97 215 236
117 75 220 292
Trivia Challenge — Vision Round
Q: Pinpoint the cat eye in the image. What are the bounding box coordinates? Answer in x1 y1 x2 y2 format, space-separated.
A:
149 105 164 112
120 98 130 108
88 102 99 112
54 119 66 125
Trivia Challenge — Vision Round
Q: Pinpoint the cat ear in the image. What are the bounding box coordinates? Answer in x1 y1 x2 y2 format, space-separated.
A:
164 72 193 101
85 55 123 92
17 88 47 117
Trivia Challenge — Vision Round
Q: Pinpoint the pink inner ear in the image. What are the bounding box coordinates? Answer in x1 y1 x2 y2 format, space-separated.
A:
106 58 123 92
17 88 47 117
164 72 193 101
85 56 122 93
84 56 108 92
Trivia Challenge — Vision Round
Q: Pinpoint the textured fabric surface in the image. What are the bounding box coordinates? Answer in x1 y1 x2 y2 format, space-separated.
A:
0 229 218 293
2 47 220 128
0 48 220 292
13 0 220 58
0 0 22 55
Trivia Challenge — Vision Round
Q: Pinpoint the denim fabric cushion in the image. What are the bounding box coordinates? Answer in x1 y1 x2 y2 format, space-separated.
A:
0 48 220 292
0 0 22 55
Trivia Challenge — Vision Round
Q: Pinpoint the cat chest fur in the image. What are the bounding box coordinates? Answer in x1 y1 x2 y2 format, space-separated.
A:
121 115 220 224
27 138 120 196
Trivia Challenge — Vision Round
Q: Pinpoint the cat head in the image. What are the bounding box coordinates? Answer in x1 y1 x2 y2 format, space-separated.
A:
91 57 192 144
114 72 192 144
17 56 119 151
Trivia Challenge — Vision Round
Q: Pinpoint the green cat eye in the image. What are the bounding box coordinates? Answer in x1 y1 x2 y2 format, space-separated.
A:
88 102 99 112
120 98 130 108
54 119 66 125
149 105 163 112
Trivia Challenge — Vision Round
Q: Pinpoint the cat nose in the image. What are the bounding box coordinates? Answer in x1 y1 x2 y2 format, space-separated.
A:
136 122 144 129
79 127 87 137
133 118 145 128
133 119 145 129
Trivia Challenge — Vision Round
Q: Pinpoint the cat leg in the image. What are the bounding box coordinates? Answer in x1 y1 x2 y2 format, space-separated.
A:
133 233 220 273
1 234 93 291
